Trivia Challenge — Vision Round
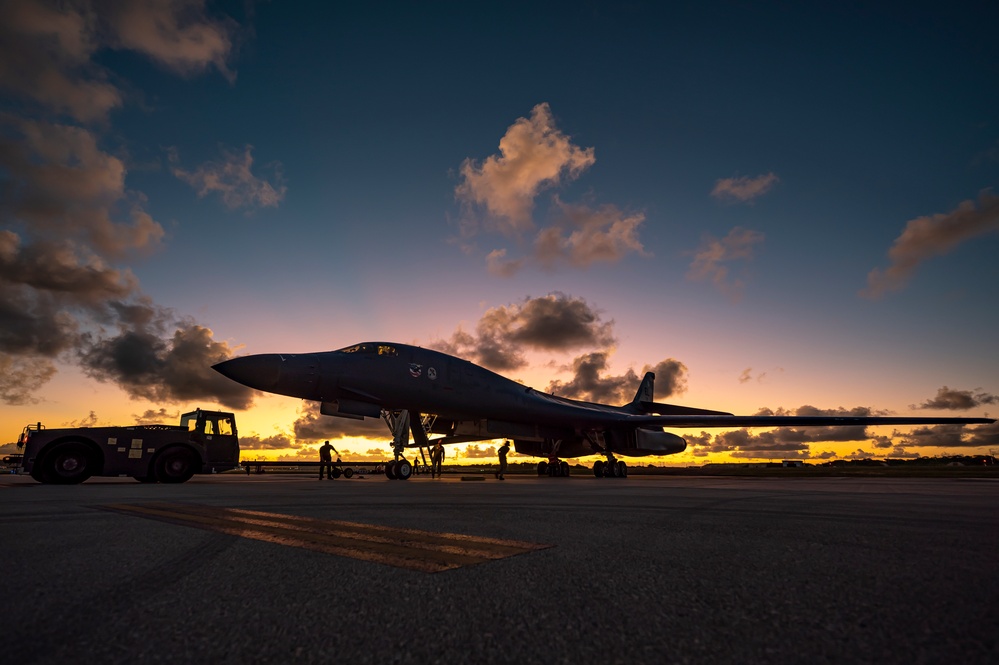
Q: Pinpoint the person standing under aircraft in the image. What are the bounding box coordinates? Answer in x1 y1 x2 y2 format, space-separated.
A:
431 441 445 478
319 440 334 480
496 441 510 480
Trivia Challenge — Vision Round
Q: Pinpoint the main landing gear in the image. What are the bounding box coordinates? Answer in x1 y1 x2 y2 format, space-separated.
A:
593 455 628 478
537 459 570 477
384 458 412 480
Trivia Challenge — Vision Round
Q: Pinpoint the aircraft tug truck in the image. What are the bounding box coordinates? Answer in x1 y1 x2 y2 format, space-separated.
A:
15 409 240 484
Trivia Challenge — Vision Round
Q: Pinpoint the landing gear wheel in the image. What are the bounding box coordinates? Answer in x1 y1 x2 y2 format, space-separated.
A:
385 460 398 479
395 459 413 480
45 442 94 485
537 461 549 476
560 460 570 476
593 460 605 477
331 467 342 479
155 447 197 484
617 460 628 478
343 468 354 479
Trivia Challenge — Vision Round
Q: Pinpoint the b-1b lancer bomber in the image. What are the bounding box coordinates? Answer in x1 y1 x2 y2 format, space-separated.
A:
213 342 994 480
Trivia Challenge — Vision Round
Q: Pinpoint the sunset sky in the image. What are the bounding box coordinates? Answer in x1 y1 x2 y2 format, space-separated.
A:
2 1 998 466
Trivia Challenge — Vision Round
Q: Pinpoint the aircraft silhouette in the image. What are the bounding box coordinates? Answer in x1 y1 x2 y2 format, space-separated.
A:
213 342 994 480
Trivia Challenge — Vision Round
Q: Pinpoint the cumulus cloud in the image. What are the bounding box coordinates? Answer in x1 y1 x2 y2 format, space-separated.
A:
912 386 998 411
547 351 687 404
686 226 765 300
0 1 120 123
456 102 595 234
0 0 236 123
533 199 648 270
431 293 616 371
861 190 999 299
891 423 999 448
463 444 498 459
170 145 286 210
104 0 236 82
0 354 57 405
0 2 257 407
0 118 165 256
456 104 647 275
711 173 780 203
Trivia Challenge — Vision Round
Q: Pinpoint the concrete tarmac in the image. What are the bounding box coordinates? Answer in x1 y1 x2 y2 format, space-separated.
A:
1 472 996 664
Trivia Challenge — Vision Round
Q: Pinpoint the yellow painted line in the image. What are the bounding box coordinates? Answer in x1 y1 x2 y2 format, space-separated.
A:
98 502 551 573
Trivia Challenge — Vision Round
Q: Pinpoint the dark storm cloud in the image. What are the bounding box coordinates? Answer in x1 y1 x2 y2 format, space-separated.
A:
78 306 255 410
292 401 386 442
431 293 615 371
913 386 998 411
686 405 889 457
133 408 177 424
240 434 295 450
547 352 688 404
893 422 999 448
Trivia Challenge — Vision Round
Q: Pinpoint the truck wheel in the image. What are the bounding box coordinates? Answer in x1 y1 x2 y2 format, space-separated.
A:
155 447 197 484
343 468 354 479
44 442 94 484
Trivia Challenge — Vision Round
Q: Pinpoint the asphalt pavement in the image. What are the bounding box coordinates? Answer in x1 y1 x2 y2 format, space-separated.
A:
1 472 996 664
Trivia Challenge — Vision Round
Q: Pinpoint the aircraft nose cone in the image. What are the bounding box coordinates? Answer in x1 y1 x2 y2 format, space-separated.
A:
212 354 283 392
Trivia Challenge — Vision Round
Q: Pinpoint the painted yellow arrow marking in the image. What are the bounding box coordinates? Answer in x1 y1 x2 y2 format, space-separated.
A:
99 502 551 573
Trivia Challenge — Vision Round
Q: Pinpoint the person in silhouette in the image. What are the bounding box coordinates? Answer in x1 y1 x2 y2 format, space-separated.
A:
496 441 510 480
319 440 334 480
431 441 445 478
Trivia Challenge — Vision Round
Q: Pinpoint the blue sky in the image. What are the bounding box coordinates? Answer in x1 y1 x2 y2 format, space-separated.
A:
2 0 997 463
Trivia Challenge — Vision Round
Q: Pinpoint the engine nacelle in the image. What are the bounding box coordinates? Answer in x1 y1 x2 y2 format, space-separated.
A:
624 428 686 457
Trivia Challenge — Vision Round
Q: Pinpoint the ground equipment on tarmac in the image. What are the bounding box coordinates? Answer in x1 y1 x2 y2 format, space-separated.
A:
15 409 240 484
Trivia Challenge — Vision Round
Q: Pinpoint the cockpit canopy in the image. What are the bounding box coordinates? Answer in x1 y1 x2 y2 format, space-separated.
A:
334 343 398 356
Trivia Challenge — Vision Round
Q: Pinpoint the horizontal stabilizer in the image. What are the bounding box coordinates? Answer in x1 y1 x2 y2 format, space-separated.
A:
640 401 733 417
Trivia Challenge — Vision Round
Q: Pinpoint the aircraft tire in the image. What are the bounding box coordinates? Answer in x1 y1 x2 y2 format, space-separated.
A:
560 461 570 476
343 468 354 479
593 461 604 477
537 461 548 476
395 459 413 480
385 460 398 479
44 441 95 485
617 461 628 478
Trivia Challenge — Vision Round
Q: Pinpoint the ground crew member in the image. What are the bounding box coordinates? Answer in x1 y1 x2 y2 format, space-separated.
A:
496 441 510 480
319 440 333 480
431 441 444 478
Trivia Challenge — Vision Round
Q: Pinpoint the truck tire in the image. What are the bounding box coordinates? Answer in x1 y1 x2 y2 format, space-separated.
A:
44 441 95 484
155 447 198 484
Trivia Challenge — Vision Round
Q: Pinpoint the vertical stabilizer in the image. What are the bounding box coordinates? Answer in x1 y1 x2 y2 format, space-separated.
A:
632 372 655 406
